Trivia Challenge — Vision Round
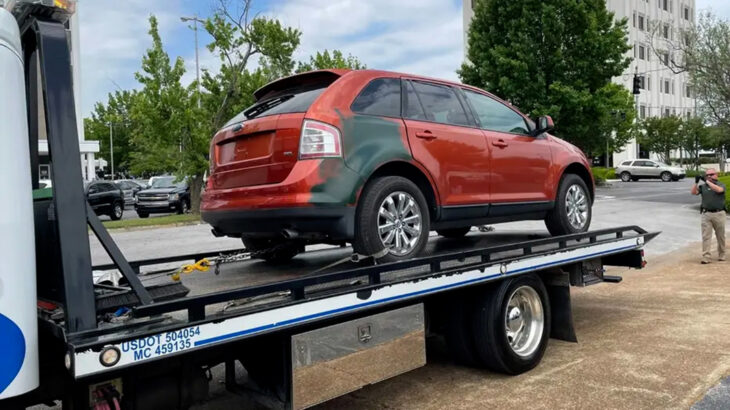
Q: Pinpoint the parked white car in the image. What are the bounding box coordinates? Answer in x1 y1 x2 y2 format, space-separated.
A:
615 160 686 182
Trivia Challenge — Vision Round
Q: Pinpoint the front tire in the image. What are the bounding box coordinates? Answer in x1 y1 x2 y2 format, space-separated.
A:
353 176 430 263
437 227 471 238
177 200 189 214
545 174 592 236
470 274 551 374
109 202 123 220
620 172 631 182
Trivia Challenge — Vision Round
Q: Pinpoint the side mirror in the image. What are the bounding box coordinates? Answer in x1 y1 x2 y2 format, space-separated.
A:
533 115 555 136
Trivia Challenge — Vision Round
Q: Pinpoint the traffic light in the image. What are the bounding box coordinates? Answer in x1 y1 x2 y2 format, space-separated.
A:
632 75 641 95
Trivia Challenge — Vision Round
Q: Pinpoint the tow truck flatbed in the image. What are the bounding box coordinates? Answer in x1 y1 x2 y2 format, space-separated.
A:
0 4 660 409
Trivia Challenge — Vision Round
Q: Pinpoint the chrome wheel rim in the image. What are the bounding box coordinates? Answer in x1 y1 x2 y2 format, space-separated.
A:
621 173 630 182
505 286 544 357
114 204 122 218
565 184 588 230
661 173 671 182
378 191 422 256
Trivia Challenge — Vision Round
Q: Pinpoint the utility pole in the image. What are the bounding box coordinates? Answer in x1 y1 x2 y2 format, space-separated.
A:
180 15 203 109
109 122 114 180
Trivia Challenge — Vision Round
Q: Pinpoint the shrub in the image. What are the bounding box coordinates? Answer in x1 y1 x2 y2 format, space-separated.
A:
591 167 616 184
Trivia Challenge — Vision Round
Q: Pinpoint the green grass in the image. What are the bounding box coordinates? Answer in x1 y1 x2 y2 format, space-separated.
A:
102 213 201 230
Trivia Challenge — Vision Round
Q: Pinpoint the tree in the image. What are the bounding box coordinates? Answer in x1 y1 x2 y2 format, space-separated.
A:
460 0 634 154
296 49 365 73
84 90 137 176
637 116 683 164
129 16 198 187
679 117 710 170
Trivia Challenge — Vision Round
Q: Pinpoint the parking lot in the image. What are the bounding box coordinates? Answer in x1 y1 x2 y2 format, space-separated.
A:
87 179 729 409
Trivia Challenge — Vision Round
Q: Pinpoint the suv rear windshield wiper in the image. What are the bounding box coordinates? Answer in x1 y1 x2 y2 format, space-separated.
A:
243 94 295 119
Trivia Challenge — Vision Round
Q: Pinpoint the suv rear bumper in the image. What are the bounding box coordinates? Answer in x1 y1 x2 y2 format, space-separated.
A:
203 207 355 240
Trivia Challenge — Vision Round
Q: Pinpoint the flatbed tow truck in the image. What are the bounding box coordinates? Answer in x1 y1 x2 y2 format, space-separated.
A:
0 2 658 409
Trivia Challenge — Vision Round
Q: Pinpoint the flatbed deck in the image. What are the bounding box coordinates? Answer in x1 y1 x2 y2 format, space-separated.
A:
68 226 656 379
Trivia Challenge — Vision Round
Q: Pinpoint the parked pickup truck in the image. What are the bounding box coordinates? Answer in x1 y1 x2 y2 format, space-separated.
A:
135 176 190 218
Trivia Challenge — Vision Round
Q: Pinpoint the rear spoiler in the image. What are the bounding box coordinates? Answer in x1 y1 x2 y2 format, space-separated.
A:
253 69 348 101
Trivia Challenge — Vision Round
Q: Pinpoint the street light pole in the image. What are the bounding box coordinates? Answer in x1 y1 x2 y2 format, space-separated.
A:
181 15 203 109
109 122 114 181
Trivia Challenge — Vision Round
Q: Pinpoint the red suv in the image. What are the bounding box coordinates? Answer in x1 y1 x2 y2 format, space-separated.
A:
201 69 594 262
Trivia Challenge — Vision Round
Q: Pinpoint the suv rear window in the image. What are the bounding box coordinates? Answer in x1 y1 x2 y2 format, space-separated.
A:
351 78 401 117
621 161 633 166
225 82 330 126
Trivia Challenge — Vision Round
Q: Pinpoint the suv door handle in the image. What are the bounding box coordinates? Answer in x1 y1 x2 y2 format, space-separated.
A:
492 139 508 148
415 131 437 140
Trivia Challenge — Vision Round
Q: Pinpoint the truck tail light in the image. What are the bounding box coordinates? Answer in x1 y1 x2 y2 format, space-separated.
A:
299 120 342 159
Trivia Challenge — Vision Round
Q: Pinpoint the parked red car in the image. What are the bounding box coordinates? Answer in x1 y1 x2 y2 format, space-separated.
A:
201 69 594 262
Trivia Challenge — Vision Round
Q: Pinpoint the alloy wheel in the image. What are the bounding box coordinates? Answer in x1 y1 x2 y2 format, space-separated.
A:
377 191 422 256
565 184 588 230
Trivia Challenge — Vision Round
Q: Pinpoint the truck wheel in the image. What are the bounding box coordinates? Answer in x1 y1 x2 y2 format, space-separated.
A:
660 172 672 182
242 238 300 264
109 202 123 220
137 211 149 218
353 176 430 262
620 172 631 182
437 227 471 238
470 274 550 374
177 200 189 214
545 174 591 236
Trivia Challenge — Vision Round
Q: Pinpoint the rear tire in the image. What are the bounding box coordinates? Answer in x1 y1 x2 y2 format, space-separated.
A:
437 227 471 238
353 176 430 263
242 238 300 264
470 274 551 374
109 202 123 220
443 293 479 366
620 172 631 182
545 174 592 236
661 172 672 182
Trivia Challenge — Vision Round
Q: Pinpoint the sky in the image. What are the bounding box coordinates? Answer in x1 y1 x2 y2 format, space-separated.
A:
77 0 730 118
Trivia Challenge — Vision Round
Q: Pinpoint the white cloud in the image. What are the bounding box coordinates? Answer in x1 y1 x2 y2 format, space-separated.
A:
268 0 464 81
77 0 465 116
77 0 186 115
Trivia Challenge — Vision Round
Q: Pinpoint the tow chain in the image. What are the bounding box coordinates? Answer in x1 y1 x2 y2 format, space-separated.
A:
169 245 390 282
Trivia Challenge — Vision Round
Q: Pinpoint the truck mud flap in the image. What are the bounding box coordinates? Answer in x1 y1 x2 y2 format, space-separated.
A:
544 272 578 343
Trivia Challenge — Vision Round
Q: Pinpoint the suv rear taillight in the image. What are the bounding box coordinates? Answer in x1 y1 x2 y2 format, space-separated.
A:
299 120 342 159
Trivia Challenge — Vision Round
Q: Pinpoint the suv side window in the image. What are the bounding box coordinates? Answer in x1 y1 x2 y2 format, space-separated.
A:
408 81 470 126
101 183 116 192
462 89 530 135
351 78 401 117
403 81 428 121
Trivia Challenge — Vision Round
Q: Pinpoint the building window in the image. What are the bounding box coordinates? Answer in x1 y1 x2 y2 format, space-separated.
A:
664 79 671 94
662 0 669 11
640 105 647 119
638 45 646 60
684 6 690 20
638 14 645 31
686 111 692 119
633 11 637 27
647 75 651 91
686 84 691 98
664 108 671 117
661 51 669 65
663 24 670 39
638 75 646 89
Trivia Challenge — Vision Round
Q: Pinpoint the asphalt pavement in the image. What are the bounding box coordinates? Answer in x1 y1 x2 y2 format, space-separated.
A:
82 178 728 409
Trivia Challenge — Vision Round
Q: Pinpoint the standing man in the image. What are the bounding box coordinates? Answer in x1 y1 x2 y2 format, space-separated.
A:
691 168 726 264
